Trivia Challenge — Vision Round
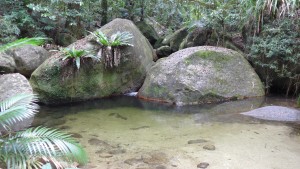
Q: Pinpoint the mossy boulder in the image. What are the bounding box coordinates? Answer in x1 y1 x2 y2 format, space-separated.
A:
0 52 16 74
156 46 172 58
138 46 265 105
30 18 155 105
179 26 211 50
136 21 159 45
162 27 188 52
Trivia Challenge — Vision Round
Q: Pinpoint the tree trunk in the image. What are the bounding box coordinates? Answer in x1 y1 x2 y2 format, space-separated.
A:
101 0 108 25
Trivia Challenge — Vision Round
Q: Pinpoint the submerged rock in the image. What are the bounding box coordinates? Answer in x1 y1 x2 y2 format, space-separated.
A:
138 46 265 105
30 18 155 104
197 162 209 168
187 139 208 144
203 144 216 150
241 106 300 121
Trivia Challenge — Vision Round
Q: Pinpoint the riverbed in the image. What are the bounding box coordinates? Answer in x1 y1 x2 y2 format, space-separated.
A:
33 96 300 169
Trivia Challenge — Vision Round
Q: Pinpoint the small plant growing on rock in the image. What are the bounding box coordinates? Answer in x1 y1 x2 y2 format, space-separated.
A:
62 47 99 70
90 30 133 68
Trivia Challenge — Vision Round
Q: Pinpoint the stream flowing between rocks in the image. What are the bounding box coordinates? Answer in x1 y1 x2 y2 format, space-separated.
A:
31 96 300 169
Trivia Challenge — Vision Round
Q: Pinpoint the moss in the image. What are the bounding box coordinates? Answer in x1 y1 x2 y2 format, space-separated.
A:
196 51 231 62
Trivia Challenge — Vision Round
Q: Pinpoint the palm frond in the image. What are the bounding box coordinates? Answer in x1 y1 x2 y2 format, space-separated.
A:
0 37 47 52
1 127 88 168
0 94 39 129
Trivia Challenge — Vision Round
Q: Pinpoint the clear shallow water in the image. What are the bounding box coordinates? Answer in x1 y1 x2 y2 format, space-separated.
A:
32 96 300 169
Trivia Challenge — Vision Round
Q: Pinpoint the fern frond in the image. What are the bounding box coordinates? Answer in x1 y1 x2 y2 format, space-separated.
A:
0 37 47 52
0 94 39 129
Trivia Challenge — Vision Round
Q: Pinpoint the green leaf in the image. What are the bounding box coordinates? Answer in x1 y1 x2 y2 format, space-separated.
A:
0 94 38 129
0 37 47 52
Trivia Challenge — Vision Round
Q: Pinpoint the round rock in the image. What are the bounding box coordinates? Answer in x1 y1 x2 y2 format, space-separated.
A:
30 18 155 105
138 46 265 105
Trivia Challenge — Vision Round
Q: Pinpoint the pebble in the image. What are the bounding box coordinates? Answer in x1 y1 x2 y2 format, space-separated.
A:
99 153 113 158
197 162 209 168
187 139 208 144
203 144 216 150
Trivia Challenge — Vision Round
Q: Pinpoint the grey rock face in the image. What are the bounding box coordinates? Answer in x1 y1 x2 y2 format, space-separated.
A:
138 46 265 105
241 106 300 121
0 52 16 74
179 26 211 50
156 46 172 58
0 73 34 131
0 73 33 101
10 45 50 77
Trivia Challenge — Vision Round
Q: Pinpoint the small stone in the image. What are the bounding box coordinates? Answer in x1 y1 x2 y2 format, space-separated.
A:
156 165 167 169
187 139 208 144
70 132 83 138
124 158 142 165
99 153 113 158
203 144 215 150
197 162 209 168
59 126 71 130
88 138 109 146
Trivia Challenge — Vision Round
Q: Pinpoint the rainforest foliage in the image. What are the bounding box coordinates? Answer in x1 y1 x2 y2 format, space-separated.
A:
0 0 299 95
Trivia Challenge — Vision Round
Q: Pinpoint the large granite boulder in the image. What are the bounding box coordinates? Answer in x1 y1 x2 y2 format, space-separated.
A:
156 46 172 58
179 26 211 50
136 21 159 45
138 46 265 105
241 106 300 121
162 27 188 52
0 73 33 101
9 45 50 77
0 73 34 131
0 52 16 74
30 18 155 105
